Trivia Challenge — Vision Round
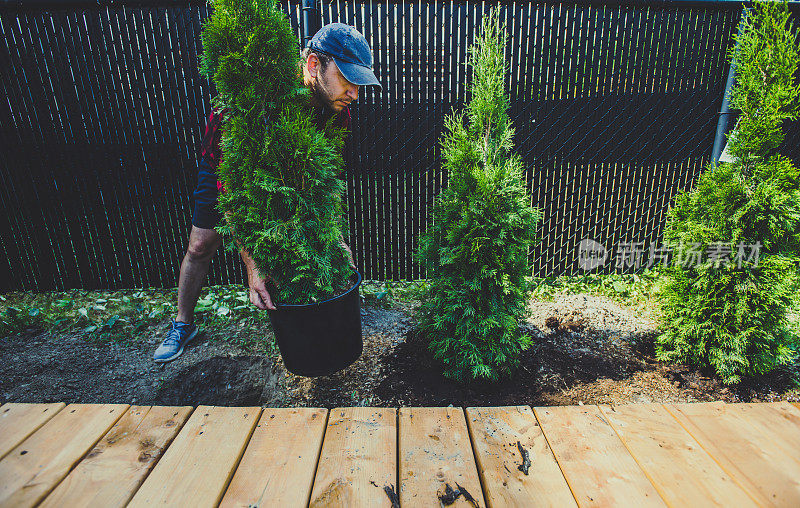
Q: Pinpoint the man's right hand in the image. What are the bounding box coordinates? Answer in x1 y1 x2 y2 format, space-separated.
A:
241 249 277 311
247 268 277 310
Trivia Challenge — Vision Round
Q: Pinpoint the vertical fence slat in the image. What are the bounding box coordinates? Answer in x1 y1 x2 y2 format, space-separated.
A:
17 11 79 284
112 6 164 287
0 16 42 290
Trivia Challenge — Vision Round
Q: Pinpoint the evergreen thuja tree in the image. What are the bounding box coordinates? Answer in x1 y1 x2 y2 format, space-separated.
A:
416 10 541 381
657 0 800 383
199 0 353 304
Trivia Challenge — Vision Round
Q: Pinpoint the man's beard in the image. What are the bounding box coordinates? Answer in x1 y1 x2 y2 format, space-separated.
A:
311 71 336 114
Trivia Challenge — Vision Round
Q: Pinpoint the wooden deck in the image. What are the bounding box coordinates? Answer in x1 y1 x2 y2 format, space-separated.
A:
1 402 799 507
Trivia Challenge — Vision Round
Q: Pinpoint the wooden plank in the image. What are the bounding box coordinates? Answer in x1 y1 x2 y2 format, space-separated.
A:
219 408 328 508
0 403 128 508
0 403 65 459
39 405 193 508
465 406 576 507
793 402 800 413
309 407 396 507
665 401 800 506
598 403 757 507
399 407 485 507
127 405 261 508
734 402 800 451
533 405 665 507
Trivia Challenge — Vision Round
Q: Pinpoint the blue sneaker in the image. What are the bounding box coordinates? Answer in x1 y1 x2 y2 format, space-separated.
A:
153 320 199 363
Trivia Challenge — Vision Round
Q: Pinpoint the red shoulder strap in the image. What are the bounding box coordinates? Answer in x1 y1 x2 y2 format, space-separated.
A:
199 108 226 166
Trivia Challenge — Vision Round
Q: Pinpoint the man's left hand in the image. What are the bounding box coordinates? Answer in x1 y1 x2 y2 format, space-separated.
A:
340 237 356 270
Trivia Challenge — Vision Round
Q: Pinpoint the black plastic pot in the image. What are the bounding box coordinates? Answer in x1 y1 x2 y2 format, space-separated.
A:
268 271 363 377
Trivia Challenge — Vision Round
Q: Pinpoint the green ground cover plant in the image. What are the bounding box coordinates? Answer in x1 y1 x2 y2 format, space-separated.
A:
200 0 353 304
656 0 800 383
359 280 429 308
528 268 663 308
416 10 541 381
0 281 426 344
0 287 274 350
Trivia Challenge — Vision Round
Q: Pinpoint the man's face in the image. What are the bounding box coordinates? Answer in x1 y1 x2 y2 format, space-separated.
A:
307 53 359 113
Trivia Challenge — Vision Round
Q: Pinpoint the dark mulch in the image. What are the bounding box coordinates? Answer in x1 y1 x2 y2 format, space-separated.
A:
374 319 799 408
374 325 646 407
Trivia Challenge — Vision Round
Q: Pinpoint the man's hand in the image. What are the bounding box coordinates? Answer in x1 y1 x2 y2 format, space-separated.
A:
240 249 277 311
247 266 277 311
340 235 356 270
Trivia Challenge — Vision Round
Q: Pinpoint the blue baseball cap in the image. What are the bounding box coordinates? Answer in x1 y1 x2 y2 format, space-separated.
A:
306 23 382 90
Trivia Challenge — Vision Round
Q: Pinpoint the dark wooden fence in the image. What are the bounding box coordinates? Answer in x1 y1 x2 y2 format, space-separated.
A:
2 0 799 291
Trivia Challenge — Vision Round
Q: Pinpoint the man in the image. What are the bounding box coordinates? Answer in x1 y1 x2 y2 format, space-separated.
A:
153 23 381 362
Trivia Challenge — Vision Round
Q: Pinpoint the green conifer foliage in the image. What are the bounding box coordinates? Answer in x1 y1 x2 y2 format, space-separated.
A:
657 0 800 383
199 0 353 304
416 10 541 381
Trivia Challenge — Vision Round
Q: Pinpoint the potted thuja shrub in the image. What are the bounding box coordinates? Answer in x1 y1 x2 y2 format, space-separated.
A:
200 0 363 376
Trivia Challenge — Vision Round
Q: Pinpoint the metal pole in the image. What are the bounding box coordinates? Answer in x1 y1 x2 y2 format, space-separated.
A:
712 7 749 164
301 0 320 48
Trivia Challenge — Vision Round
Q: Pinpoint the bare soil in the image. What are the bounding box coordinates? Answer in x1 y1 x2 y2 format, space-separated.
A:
0 326 282 407
2 294 798 407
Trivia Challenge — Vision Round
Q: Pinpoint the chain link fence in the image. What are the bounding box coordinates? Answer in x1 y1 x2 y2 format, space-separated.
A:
1 0 799 290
